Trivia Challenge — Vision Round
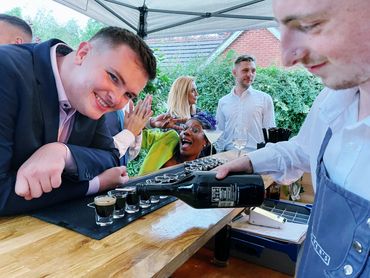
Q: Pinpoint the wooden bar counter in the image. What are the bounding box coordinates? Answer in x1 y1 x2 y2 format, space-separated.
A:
0 202 243 277
0 150 272 277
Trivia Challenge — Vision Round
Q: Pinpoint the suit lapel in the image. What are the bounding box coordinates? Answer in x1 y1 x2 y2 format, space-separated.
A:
68 113 96 146
32 39 63 143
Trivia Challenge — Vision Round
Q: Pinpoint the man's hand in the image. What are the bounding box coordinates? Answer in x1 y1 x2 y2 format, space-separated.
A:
98 166 129 192
124 95 153 136
150 113 187 131
15 143 68 200
214 156 254 179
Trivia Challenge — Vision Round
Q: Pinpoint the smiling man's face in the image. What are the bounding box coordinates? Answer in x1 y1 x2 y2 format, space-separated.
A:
65 41 148 120
274 0 370 89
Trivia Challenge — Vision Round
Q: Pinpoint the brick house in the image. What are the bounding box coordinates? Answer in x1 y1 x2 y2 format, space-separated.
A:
222 28 282 67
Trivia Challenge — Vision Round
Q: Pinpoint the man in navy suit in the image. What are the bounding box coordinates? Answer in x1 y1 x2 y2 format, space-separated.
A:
0 26 156 215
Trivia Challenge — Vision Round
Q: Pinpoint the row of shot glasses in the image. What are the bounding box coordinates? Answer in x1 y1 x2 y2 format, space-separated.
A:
88 173 178 226
88 158 225 226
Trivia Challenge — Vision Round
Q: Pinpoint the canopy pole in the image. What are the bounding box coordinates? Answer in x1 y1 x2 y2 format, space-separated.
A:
138 4 148 38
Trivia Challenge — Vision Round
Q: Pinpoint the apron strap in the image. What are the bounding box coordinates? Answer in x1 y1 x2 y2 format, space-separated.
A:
316 128 332 166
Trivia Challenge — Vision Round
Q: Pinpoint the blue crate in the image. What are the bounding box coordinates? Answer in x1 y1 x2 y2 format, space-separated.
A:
230 199 311 275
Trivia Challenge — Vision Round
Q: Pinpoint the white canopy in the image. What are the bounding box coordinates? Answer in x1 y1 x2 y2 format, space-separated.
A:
53 0 276 38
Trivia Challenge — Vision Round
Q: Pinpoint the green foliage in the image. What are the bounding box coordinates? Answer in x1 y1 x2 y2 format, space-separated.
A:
141 67 172 115
126 150 148 176
80 19 106 42
253 66 323 134
30 10 81 47
6 7 23 18
4 7 105 47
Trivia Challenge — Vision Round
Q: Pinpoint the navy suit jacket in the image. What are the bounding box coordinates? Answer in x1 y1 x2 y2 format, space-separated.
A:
0 40 120 215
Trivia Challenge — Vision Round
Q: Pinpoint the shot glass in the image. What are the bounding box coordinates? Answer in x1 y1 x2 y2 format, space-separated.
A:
87 195 116 226
145 179 160 204
184 161 195 167
154 175 170 199
184 166 192 175
159 174 178 199
139 192 151 209
163 173 178 183
150 195 160 204
123 186 140 214
108 190 127 219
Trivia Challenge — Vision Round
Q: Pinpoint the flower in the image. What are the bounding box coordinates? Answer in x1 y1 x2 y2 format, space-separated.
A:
192 111 217 130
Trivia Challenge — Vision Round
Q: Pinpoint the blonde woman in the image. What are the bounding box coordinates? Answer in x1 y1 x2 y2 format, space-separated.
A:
167 76 199 119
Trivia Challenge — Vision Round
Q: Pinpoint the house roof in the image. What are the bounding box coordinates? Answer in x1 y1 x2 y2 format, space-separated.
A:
147 32 232 67
147 28 280 67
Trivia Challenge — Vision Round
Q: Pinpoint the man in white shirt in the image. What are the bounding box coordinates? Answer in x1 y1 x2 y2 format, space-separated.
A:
216 0 370 276
216 54 275 152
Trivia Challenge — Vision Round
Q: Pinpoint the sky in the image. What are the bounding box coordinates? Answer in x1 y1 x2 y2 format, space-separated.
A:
0 0 90 27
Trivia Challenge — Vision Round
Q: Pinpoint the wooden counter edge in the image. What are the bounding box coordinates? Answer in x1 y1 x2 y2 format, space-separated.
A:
154 207 244 278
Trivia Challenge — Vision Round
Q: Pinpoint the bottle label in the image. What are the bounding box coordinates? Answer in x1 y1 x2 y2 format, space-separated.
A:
211 184 237 207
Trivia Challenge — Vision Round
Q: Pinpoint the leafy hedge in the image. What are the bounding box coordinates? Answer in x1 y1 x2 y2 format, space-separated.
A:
128 51 324 176
253 67 323 134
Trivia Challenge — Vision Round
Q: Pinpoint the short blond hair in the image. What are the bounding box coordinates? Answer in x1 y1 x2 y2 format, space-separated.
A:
167 76 196 119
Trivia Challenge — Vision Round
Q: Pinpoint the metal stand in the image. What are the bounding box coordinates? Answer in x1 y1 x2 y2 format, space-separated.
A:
212 224 231 267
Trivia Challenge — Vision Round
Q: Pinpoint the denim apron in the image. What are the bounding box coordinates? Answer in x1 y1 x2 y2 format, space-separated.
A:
297 129 370 277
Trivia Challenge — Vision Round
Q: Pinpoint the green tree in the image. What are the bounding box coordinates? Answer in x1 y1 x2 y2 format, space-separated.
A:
62 19 82 47
80 19 106 41
3 7 105 47
5 7 22 18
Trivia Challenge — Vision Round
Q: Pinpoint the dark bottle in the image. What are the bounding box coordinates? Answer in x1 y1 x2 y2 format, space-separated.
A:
136 171 264 209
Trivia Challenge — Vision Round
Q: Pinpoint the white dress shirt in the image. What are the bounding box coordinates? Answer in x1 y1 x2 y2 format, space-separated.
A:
249 87 370 201
216 86 276 151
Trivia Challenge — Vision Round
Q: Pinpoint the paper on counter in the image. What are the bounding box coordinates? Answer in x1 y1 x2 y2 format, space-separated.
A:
231 214 307 244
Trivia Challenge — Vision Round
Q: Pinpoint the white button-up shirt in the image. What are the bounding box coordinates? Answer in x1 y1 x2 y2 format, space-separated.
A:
216 86 276 151
249 87 370 200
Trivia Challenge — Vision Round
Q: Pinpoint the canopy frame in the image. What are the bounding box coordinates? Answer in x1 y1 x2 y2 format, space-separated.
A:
94 0 274 38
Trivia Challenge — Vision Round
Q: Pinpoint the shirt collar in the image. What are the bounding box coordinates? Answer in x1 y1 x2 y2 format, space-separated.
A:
232 85 253 96
50 43 74 110
319 86 359 125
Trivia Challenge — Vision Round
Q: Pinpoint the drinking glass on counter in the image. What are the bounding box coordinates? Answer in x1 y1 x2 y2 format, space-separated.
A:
203 129 223 155
232 127 248 157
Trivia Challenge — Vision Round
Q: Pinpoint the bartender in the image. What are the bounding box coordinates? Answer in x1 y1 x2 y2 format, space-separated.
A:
215 0 370 277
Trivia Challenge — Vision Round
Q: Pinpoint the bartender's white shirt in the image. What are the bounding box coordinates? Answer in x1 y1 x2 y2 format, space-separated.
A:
249 87 370 201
